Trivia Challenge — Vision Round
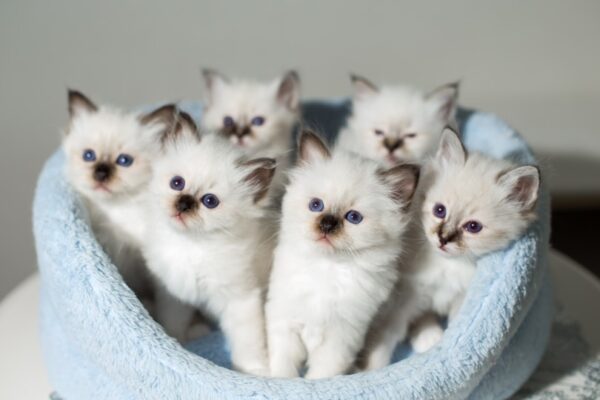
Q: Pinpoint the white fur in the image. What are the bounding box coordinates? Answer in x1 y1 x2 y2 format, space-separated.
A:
266 140 416 379
62 100 166 295
201 71 300 195
337 81 457 167
362 129 540 369
143 132 275 375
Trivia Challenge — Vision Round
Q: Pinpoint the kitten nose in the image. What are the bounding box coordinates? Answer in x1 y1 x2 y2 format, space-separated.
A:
93 163 112 183
319 214 340 235
175 194 197 213
383 138 403 153
236 126 251 138
438 230 458 246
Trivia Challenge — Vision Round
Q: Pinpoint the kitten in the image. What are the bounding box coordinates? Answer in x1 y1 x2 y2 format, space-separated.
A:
337 74 459 167
266 130 420 379
200 69 300 195
362 128 540 370
62 90 176 296
142 112 276 376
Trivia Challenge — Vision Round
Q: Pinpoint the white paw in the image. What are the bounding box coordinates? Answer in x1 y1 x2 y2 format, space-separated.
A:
411 325 444 353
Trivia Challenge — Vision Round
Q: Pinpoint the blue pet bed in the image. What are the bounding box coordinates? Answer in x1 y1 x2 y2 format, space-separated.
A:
34 100 552 400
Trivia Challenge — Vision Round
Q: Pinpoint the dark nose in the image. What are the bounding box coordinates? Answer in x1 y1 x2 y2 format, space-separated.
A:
175 194 197 213
236 126 251 138
319 214 340 235
383 138 403 153
438 230 458 246
93 163 112 183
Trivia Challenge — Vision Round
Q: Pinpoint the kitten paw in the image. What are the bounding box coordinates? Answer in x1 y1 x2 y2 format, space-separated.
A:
410 324 444 353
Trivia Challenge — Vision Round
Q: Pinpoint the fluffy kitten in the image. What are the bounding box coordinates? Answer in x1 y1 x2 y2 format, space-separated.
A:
362 128 540 370
266 130 420 379
337 75 459 167
142 112 276 375
200 69 300 194
62 90 175 296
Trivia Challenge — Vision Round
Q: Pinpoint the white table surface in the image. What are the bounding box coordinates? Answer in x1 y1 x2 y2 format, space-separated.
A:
0 250 598 399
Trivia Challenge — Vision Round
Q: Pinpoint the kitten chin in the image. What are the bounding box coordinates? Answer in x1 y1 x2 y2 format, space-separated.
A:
62 90 175 299
266 130 419 379
142 113 276 376
337 75 459 167
360 127 540 371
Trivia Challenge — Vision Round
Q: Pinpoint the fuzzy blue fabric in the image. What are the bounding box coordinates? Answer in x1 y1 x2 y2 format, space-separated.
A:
34 100 552 400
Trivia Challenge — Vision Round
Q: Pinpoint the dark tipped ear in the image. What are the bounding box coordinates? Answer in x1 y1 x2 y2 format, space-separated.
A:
201 68 229 105
298 129 331 164
427 81 459 121
68 89 97 119
242 158 277 203
497 165 540 212
350 74 379 101
139 103 177 125
378 163 420 206
436 127 466 167
163 111 200 145
276 70 301 111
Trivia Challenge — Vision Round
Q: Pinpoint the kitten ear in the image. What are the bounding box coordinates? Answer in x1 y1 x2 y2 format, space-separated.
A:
163 111 201 145
298 129 331 164
350 74 379 101
436 127 466 167
201 68 229 105
378 163 420 206
68 89 98 119
241 157 277 203
426 81 459 121
276 70 301 111
497 165 540 212
139 103 178 140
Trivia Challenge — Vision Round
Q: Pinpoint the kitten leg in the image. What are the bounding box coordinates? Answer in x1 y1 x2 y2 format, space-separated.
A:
410 313 444 353
267 321 306 378
220 290 269 376
154 287 196 343
304 328 362 379
448 292 466 321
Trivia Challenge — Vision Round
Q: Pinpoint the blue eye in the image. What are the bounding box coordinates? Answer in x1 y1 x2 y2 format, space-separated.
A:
83 149 96 162
201 193 220 209
308 198 324 212
223 116 235 128
464 220 483 234
251 116 265 126
116 154 134 167
170 176 185 191
345 210 363 224
433 203 446 219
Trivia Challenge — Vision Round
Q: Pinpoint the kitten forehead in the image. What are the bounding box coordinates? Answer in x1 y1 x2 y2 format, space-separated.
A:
65 106 159 155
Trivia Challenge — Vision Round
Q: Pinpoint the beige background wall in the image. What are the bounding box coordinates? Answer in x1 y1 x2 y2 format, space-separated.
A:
1 0 599 299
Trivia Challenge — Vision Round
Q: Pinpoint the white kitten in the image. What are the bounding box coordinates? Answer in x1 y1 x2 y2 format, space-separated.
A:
62 90 175 296
142 112 276 375
337 75 459 167
201 69 300 193
266 131 420 379
362 128 540 370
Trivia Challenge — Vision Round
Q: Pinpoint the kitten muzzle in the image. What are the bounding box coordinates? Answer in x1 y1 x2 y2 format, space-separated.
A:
175 194 198 213
319 214 341 235
93 162 114 183
438 228 460 247
383 138 403 153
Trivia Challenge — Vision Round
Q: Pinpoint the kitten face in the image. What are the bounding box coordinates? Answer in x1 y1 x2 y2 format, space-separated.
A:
151 113 275 235
201 70 300 152
62 90 175 201
282 130 419 255
421 128 540 258
344 75 458 166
